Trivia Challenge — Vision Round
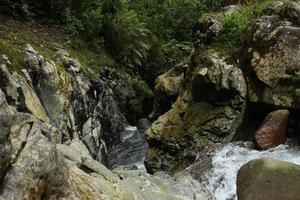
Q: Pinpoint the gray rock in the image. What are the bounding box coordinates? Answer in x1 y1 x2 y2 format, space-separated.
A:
246 1 300 108
0 89 13 181
192 53 246 105
0 90 74 199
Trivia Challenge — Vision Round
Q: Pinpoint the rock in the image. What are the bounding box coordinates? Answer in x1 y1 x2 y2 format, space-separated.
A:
281 1 300 25
0 90 74 199
68 166 120 200
194 5 241 44
21 44 149 168
146 52 246 173
57 144 83 164
146 94 189 173
237 158 300 200
108 125 148 169
24 44 43 71
0 89 14 181
63 150 210 200
246 1 300 108
184 102 243 147
0 64 49 123
192 53 246 105
137 118 151 130
255 109 289 149
154 63 186 113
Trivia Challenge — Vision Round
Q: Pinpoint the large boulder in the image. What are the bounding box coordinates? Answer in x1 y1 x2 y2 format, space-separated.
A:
246 1 300 108
255 109 289 149
237 158 300 200
146 52 246 173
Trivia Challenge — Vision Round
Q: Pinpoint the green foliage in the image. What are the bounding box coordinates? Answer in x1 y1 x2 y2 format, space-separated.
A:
103 6 152 67
0 0 225 82
66 0 103 37
221 0 285 44
0 0 71 22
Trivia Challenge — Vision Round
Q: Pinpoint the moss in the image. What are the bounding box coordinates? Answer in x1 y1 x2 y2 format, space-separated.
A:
128 78 154 123
0 18 114 80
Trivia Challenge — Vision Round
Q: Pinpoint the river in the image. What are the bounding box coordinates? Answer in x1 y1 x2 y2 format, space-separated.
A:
201 142 300 200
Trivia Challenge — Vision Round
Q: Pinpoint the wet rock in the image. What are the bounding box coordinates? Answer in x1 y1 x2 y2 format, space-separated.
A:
237 158 300 200
108 125 148 169
255 109 289 150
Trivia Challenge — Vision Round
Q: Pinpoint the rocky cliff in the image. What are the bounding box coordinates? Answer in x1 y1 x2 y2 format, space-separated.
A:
145 0 300 175
0 42 212 199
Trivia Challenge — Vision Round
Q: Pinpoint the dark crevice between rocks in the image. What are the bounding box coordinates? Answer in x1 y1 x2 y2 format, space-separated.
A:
234 101 300 144
77 163 95 175
10 121 34 164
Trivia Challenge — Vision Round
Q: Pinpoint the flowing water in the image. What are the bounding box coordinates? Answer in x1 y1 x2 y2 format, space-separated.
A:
201 142 300 200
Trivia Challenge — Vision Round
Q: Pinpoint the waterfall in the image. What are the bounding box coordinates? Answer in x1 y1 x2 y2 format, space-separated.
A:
201 142 300 200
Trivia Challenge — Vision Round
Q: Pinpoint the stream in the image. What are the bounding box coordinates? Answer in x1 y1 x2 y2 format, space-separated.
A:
201 142 300 200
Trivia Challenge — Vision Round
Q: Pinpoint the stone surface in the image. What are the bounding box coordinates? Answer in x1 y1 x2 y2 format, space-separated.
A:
4 44 149 169
0 64 49 123
255 109 289 149
146 52 246 173
0 89 74 199
246 1 300 108
192 53 246 105
61 144 210 200
237 158 300 200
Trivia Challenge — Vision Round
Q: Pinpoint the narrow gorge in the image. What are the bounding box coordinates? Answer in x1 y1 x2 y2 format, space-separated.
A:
1 0 300 200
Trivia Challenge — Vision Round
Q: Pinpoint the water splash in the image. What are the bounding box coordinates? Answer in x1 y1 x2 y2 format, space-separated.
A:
201 142 300 200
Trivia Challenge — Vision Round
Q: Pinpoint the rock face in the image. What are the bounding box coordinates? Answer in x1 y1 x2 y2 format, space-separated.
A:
0 86 211 199
146 52 246 173
0 89 74 199
255 109 289 149
246 1 300 108
150 62 188 120
59 140 211 200
0 44 150 169
237 158 300 200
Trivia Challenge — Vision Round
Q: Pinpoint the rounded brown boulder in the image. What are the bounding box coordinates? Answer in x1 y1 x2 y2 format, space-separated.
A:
255 109 289 150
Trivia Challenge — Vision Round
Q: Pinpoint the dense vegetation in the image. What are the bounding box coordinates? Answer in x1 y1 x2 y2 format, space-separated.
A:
0 0 226 82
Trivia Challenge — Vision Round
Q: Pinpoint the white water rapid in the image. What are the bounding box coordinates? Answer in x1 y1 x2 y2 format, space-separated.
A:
201 142 300 200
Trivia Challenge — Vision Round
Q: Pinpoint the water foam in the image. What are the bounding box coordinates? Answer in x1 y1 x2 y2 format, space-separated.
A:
201 142 300 200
